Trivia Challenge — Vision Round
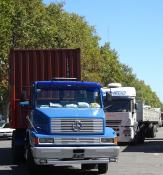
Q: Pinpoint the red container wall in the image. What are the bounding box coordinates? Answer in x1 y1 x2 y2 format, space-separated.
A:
9 48 81 129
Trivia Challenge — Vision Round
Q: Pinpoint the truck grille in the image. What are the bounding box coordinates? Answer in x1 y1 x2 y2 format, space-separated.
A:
50 118 103 134
54 138 100 144
106 120 122 127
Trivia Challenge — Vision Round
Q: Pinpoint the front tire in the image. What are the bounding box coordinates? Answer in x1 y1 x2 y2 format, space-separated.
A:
81 164 96 171
26 148 40 175
98 163 108 174
151 125 157 138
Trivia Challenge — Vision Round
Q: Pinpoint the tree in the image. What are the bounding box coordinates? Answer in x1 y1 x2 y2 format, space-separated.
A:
99 43 123 85
0 0 14 109
0 0 162 112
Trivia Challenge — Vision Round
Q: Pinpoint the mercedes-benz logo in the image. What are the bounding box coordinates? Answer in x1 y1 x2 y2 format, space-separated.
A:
72 120 83 132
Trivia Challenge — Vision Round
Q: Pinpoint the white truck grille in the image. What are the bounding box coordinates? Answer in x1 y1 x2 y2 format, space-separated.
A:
50 118 103 134
106 120 122 127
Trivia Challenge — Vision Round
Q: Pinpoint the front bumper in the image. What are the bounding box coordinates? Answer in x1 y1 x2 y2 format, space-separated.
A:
31 145 120 165
0 132 12 138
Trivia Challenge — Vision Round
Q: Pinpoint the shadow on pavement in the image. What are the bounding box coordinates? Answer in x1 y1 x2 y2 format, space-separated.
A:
0 146 98 175
0 147 13 165
123 138 163 153
11 165 99 175
27 166 99 175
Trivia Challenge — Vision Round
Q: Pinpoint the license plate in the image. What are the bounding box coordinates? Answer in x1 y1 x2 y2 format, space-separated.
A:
73 149 85 159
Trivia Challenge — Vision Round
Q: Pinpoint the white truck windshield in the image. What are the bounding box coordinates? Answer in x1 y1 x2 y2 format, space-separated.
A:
105 99 132 112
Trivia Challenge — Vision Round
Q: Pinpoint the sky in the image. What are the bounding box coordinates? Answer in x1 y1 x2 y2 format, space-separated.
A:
44 0 163 103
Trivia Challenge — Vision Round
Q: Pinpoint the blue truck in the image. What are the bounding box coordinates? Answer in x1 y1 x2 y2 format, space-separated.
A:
9 49 119 174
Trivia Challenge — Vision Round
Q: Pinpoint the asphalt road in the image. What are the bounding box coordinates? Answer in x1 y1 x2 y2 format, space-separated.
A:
108 127 163 175
0 127 163 175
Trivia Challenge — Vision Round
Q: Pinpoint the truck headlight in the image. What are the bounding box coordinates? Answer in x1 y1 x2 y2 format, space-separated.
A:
39 138 54 144
101 137 118 144
101 138 114 143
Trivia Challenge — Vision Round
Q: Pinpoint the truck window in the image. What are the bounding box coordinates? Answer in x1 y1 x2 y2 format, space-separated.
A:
36 88 101 108
105 99 132 112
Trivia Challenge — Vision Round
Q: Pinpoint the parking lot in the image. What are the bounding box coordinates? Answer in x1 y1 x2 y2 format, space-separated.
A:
0 127 163 175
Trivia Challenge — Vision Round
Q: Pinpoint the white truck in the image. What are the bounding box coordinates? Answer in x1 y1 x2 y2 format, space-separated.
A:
137 102 161 139
102 83 161 144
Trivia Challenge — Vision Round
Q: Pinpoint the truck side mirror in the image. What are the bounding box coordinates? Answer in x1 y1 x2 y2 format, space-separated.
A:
135 103 138 110
102 93 108 105
103 93 112 110
19 89 30 107
105 92 112 101
20 90 27 102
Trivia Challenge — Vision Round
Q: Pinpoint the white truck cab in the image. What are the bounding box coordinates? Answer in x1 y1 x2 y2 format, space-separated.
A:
102 83 161 144
102 83 137 143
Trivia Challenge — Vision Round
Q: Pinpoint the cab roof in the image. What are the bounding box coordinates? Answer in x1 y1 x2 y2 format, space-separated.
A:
34 81 102 89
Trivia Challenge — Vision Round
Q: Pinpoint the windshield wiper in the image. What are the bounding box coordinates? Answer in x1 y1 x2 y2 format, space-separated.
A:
104 105 112 110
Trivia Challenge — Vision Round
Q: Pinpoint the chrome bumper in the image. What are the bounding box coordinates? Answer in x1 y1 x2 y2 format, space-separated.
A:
0 133 12 137
31 145 120 165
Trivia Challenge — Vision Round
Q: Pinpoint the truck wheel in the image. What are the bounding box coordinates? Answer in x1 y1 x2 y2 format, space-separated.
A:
131 127 144 145
137 128 145 144
12 130 25 163
139 136 145 144
98 163 108 174
81 164 96 171
151 125 157 138
146 124 153 138
26 148 39 175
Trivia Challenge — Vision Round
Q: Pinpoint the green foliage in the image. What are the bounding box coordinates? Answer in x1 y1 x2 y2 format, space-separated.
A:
99 43 123 85
11 0 52 48
98 43 162 109
134 80 162 108
0 0 162 112
0 0 13 108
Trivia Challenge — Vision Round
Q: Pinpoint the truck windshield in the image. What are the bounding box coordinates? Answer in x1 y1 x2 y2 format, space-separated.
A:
36 88 101 108
105 99 131 112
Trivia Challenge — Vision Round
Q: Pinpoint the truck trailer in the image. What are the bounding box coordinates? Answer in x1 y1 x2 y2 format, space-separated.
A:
9 48 119 174
102 83 161 144
137 101 161 139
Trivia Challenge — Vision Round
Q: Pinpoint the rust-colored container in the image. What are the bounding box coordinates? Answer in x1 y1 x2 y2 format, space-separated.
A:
9 48 81 129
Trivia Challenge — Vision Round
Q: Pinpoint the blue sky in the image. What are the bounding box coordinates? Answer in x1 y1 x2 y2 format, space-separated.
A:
44 0 163 103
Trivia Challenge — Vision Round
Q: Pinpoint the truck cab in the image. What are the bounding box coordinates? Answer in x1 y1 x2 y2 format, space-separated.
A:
102 83 137 143
21 80 119 174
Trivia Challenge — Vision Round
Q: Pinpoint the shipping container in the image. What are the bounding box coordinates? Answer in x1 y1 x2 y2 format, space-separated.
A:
9 48 81 129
